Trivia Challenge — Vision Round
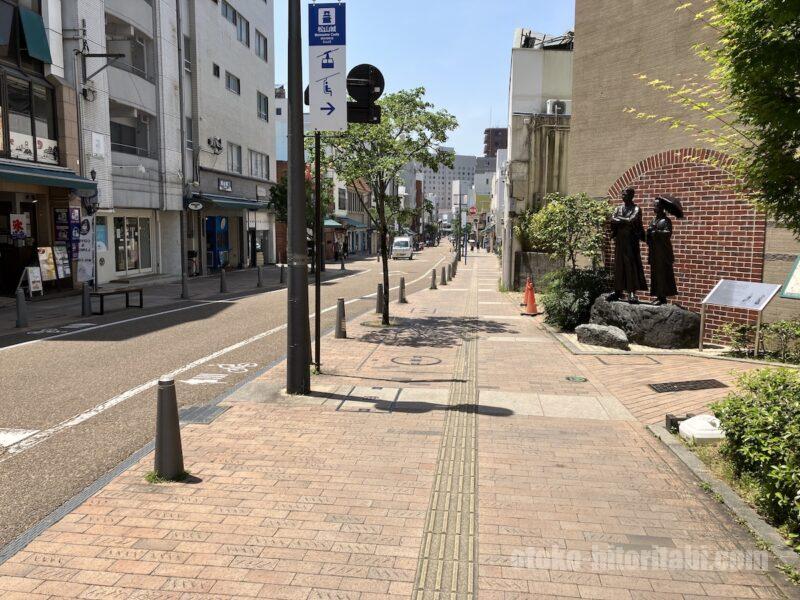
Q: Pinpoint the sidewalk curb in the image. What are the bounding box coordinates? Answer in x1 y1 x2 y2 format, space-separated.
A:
648 423 800 575
0 259 444 567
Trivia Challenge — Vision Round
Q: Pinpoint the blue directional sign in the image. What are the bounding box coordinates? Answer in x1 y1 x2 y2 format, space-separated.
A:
308 3 347 131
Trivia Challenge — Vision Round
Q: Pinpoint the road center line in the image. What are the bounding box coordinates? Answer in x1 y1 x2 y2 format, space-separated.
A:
0 255 445 462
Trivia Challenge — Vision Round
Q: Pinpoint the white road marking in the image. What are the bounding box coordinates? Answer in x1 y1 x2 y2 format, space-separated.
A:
179 373 228 386
0 255 447 462
217 363 258 374
0 429 39 448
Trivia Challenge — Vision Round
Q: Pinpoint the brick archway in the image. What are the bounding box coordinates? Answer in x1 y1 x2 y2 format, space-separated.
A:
606 148 766 338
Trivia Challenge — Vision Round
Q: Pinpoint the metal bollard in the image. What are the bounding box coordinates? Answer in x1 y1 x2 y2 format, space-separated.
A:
280 264 285 284
15 288 28 328
154 376 184 481
81 283 92 317
335 298 347 339
441 266 448 286
220 269 228 293
341 254 345 270
430 269 437 290
399 277 408 304
257 266 264 288
447 264 452 282
376 284 383 314
181 276 190 300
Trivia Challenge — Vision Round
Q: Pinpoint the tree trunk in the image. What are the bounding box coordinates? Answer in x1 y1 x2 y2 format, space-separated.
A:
380 223 390 326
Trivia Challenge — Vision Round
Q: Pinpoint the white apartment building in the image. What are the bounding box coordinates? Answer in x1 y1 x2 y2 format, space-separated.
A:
403 151 479 222
503 28 573 288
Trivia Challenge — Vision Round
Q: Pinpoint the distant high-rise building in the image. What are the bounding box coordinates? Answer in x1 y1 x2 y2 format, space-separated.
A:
483 128 508 157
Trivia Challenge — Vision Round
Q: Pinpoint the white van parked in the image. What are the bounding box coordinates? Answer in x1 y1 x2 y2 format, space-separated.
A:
391 237 414 260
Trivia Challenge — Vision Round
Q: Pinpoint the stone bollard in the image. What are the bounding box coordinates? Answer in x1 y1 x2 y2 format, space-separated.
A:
376 284 384 314
154 376 184 481
447 264 452 282
399 277 408 304
441 266 448 286
15 288 28 328
181 276 190 300
257 266 264 288
341 255 345 270
280 264 285 284
81 283 92 317
430 269 437 290
335 298 347 339
220 269 228 293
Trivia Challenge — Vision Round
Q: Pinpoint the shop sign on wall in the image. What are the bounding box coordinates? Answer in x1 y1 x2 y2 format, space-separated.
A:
10 214 30 240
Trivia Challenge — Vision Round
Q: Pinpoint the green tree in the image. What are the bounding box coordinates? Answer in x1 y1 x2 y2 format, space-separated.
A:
519 193 612 270
322 88 458 325
269 174 333 229
628 0 800 234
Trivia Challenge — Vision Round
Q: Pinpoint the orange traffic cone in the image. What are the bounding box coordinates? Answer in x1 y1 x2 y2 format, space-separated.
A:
522 281 541 316
520 276 532 306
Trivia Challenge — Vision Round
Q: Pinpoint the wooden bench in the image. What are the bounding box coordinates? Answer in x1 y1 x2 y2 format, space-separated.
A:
90 287 144 315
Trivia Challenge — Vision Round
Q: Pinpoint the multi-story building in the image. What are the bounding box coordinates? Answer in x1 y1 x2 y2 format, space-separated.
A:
483 127 508 158
183 0 277 271
0 0 98 294
502 28 573 289
404 151 478 222
332 176 373 256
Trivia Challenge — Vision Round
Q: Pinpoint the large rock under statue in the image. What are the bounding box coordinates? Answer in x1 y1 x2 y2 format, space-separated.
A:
576 324 630 351
589 295 701 349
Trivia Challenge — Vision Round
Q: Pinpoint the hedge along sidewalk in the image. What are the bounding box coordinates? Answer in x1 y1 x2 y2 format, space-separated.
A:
649 424 800 574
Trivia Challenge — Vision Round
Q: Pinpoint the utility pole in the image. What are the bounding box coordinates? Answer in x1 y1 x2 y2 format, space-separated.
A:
286 0 311 394
314 131 322 371
176 0 190 300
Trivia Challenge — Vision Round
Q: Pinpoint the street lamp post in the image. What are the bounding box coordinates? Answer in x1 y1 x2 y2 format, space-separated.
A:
286 0 311 394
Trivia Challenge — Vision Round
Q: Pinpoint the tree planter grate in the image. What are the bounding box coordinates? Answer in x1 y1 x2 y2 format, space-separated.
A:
649 379 728 393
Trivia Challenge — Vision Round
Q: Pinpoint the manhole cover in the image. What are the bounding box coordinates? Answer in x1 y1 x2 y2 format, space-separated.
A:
649 379 728 393
391 356 442 366
566 376 588 383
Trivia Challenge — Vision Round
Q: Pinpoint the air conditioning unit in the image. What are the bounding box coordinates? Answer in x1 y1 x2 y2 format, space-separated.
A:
546 99 572 116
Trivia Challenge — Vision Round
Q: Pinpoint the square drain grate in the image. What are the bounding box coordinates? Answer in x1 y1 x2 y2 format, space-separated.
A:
649 379 728 393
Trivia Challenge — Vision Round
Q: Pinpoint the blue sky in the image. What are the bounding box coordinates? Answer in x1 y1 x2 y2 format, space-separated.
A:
274 0 576 156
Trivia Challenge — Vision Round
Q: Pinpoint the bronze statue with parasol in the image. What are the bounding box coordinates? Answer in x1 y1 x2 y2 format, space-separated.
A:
646 195 684 305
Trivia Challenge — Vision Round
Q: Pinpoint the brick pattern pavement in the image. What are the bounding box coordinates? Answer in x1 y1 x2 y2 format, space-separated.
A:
0 251 795 599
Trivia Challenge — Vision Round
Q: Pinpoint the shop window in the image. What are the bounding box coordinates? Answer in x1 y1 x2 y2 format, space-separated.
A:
139 217 151 269
8 76 33 161
33 84 57 164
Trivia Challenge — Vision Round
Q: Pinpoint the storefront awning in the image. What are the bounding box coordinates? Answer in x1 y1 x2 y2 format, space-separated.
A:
19 7 52 64
324 219 343 228
189 193 269 211
336 216 368 229
0 162 96 193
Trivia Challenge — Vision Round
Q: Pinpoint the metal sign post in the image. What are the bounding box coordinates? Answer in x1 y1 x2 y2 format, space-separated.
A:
308 3 347 132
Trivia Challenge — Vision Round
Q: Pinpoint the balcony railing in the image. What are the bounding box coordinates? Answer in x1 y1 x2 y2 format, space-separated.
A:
111 142 154 158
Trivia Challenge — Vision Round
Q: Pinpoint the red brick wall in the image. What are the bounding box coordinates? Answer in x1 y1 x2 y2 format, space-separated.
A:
275 221 287 264
607 149 766 341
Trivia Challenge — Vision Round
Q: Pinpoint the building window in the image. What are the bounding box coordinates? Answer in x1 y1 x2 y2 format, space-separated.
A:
249 150 269 180
257 92 269 121
7 76 33 161
185 117 194 150
183 35 191 72
213 63 220 77
255 30 268 61
276 107 282 116
227 142 242 174
225 72 240 95
32 84 56 164
221 1 248 46
338 189 346 211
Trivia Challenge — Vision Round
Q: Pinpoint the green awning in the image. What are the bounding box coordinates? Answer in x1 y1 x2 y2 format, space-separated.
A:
19 7 52 64
190 193 268 211
0 162 97 194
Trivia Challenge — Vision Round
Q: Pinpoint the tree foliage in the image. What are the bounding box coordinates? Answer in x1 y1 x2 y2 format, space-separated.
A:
515 193 612 270
627 0 800 234
321 87 458 324
269 174 333 228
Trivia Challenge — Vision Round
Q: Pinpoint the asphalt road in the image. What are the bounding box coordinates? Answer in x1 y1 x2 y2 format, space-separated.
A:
0 246 451 548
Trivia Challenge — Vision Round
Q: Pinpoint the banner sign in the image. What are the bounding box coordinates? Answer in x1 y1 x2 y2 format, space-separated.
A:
10 213 29 240
37 247 57 281
77 216 95 283
27 266 43 294
308 2 347 132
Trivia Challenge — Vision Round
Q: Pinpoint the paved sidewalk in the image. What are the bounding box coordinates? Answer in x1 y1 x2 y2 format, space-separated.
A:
0 252 795 599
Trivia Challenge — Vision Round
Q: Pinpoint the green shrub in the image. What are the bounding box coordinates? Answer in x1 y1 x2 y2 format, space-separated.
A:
513 209 553 254
712 368 800 535
541 268 612 332
715 322 756 356
763 320 800 364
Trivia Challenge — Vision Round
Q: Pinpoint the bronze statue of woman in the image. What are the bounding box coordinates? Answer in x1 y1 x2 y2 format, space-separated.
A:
608 187 647 303
646 195 684 305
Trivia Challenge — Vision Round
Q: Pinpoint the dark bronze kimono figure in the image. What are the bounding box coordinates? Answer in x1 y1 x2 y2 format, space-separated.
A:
609 187 647 302
646 196 684 305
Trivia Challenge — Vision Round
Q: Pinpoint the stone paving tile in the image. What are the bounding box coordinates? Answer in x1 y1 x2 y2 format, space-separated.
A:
0 251 795 599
